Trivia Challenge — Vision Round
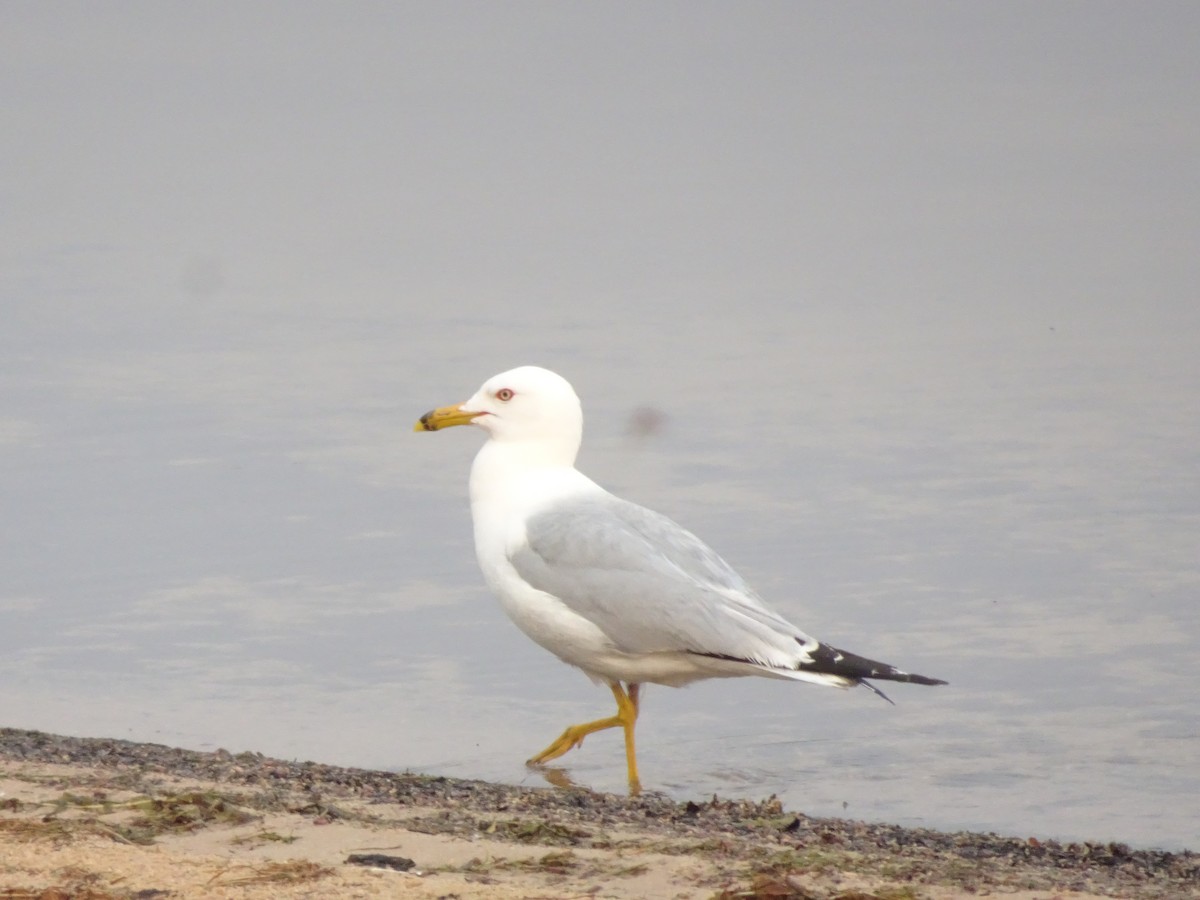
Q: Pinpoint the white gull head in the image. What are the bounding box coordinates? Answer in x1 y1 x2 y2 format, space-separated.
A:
460 365 584 468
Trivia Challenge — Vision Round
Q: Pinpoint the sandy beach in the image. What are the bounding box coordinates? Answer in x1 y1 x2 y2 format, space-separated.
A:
1 727 1195 900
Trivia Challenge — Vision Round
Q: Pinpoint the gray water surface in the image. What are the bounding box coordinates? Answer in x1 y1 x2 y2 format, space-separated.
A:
3 4 1198 852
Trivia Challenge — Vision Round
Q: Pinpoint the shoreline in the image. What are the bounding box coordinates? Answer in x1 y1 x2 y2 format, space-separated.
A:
2 726 1196 899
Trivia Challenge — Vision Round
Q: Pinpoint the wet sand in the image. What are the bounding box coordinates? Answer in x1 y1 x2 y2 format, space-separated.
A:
1 727 1196 899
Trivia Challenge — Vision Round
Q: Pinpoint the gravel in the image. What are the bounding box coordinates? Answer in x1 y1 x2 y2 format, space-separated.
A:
2 727 1196 898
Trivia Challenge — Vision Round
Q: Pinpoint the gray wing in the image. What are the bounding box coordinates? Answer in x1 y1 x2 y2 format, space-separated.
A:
510 494 814 666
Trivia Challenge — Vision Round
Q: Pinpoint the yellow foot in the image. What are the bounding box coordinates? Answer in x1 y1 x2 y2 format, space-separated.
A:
525 682 643 796
527 716 623 765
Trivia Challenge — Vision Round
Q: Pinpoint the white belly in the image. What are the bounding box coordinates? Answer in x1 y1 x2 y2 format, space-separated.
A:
484 554 752 687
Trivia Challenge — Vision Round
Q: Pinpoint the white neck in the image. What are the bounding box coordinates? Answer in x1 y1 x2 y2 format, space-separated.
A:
469 438 600 520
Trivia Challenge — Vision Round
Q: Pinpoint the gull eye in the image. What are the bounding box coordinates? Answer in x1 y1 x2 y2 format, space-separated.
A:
496 388 514 401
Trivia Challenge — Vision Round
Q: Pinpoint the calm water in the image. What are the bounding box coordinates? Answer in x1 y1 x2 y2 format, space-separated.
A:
2 299 1197 851
3 3 1198 854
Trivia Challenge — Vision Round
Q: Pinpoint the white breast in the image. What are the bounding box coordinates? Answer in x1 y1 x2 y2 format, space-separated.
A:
468 442 614 672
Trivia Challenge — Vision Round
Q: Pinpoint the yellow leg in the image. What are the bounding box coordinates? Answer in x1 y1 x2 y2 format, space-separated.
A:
623 683 641 794
527 681 642 794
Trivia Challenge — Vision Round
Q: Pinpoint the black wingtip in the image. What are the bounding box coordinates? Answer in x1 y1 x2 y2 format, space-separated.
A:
800 641 947 690
907 674 949 687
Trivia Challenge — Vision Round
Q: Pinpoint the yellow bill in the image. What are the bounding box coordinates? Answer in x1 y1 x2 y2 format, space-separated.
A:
414 403 483 432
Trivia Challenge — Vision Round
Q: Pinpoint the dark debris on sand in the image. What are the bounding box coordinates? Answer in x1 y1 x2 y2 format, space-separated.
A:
2 727 1197 898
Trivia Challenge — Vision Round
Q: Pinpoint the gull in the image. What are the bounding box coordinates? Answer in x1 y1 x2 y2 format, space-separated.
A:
415 366 946 792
